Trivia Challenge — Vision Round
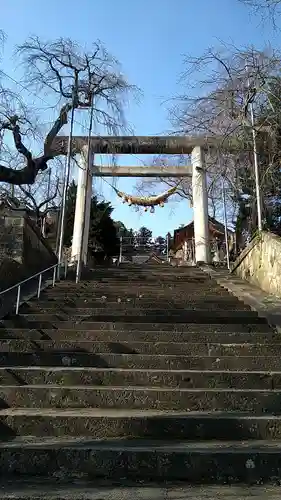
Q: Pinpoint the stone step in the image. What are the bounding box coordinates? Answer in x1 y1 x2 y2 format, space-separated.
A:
43 285 234 294
0 367 277 389
20 297 251 314
64 279 214 285
39 294 247 304
40 286 239 295
57 277 211 284
22 299 249 311
41 285 233 301
0 318 273 332
1 409 281 440
54 282 215 290
50 283 218 289
0 339 279 357
0 353 280 370
2 320 270 332
42 284 234 293
80 270 188 275
0 328 275 342
13 311 266 324
0 385 280 411
2 437 281 482
84 268 202 274
1 483 281 500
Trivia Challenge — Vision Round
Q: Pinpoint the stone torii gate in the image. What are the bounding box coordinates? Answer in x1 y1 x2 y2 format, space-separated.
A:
52 135 219 265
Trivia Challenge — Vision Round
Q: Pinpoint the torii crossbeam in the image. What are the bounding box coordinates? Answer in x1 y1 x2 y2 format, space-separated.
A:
51 135 220 156
91 165 193 177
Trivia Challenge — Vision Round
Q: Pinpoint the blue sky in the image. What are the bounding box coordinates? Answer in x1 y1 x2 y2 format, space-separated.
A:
1 0 280 236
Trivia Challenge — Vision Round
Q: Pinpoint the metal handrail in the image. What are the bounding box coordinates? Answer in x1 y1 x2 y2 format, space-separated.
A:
0 258 69 315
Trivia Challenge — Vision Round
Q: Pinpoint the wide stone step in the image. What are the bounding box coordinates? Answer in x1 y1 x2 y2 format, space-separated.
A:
42 291 234 301
56 277 211 284
0 386 280 411
51 276 215 284
0 339 279 357
2 483 280 500
0 367 277 389
0 328 275 342
1 323 272 335
13 311 266 324
39 293 248 303
39 287 240 296
42 280 232 297
0 353 280 370
2 409 281 440
20 295 251 313
83 268 202 274
2 437 281 482
38 293 241 303
54 283 216 290
45 278 226 286
21 299 249 311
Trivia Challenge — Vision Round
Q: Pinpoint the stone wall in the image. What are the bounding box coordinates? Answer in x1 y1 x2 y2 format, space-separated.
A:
0 210 24 262
232 231 281 297
23 217 57 274
0 209 57 292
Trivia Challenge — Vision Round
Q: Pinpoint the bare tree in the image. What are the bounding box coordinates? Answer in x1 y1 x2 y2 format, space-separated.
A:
0 35 137 186
17 36 138 140
173 44 281 248
136 44 281 250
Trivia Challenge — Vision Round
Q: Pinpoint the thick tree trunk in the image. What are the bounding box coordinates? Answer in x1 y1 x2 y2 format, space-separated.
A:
0 103 74 186
0 162 43 185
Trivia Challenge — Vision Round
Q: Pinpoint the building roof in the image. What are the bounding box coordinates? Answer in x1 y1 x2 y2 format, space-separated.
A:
172 217 234 252
132 253 164 265
174 217 234 236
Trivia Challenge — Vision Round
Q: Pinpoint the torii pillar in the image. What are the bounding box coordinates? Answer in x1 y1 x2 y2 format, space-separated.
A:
191 146 210 264
71 145 93 264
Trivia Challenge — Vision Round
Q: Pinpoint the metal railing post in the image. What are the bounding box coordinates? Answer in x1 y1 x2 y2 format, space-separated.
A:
52 266 57 287
0 262 64 320
16 285 21 315
37 273 42 298
118 236 123 266
64 258 68 279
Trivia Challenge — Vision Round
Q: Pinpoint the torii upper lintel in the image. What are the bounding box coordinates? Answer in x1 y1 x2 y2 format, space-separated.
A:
51 135 221 156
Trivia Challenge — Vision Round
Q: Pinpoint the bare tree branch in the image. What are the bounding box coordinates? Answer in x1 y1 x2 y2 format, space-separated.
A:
239 0 281 22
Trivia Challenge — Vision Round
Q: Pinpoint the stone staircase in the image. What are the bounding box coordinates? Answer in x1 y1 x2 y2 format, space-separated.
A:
0 264 280 488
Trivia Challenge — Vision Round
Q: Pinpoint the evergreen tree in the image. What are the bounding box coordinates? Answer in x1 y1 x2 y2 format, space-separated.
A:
63 181 119 256
154 236 167 254
135 226 153 248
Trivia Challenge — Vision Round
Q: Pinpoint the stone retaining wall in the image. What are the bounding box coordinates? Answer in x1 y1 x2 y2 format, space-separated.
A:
232 231 281 298
0 209 57 292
